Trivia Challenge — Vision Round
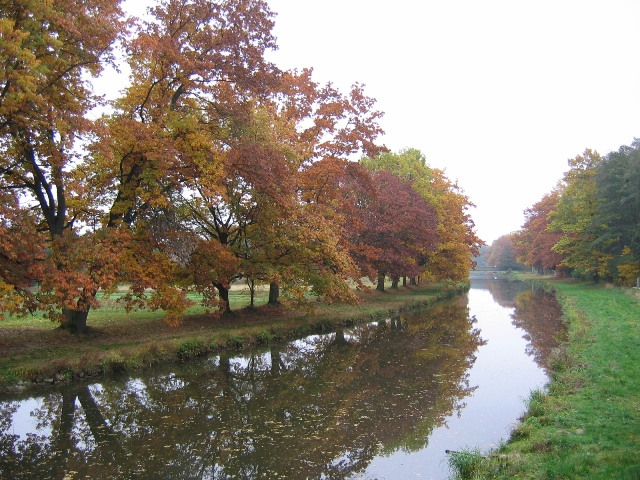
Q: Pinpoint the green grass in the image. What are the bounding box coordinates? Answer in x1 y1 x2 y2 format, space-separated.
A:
447 448 487 479
450 279 640 479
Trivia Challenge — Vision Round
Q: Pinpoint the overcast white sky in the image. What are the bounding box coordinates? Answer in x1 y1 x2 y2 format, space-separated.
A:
121 0 640 244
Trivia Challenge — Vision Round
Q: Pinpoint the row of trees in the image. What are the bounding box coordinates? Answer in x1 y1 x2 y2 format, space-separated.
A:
0 0 482 333
512 141 640 285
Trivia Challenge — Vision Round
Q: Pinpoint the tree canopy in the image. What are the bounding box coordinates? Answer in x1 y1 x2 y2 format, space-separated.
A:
0 0 483 332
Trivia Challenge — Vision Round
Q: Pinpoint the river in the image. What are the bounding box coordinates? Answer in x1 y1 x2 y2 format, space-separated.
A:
0 279 565 479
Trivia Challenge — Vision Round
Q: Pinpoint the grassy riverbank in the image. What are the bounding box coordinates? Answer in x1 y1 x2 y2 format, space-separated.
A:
0 282 466 390
448 277 640 479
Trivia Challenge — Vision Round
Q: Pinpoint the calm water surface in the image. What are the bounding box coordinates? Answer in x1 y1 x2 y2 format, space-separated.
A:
0 280 565 479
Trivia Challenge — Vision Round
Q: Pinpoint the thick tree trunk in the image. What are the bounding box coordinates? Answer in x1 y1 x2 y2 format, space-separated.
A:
376 273 385 292
268 281 280 305
391 276 399 289
61 308 90 334
402 276 407 287
215 283 232 314
59 286 95 334
410 277 417 286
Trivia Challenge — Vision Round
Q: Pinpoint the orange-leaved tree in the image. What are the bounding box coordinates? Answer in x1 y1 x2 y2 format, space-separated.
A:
232 73 387 308
485 234 523 270
0 0 126 331
93 0 283 318
420 168 483 282
298 158 379 291
259 72 387 304
512 189 565 274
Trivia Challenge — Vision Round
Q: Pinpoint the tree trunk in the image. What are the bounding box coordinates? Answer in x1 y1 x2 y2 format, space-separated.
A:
76 385 126 459
270 347 285 376
332 328 349 346
61 308 90 334
402 276 407 287
391 276 399 289
390 317 401 330
410 277 417 286
45 388 78 478
268 281 280 305
376 273 385 292
247 278 255 307
215 283 232 314
51 386 125 477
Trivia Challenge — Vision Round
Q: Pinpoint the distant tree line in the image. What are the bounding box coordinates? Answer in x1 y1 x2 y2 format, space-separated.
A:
479 235 527 271
512 141 640 285
0 0 482 333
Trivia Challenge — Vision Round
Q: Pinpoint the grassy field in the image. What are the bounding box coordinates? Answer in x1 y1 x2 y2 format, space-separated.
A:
448 277 640 479
0 281 466 389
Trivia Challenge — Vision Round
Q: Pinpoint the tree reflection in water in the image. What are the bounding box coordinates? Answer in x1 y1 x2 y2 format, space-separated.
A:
0 298 485 479
472 279 567 375
511 287 567 374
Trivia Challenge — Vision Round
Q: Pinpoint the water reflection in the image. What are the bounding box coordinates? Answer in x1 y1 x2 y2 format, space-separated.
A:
1 298 484 479
474 279 567 373
353 280 567 479
1 283 567 479
471 278 528 309
511 287 567 374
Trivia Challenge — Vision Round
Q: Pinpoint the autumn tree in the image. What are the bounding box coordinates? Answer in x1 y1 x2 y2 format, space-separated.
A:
0 192 47 318
176 102 296 313
0 0 126 331
298 157 380 289
512 189 565 274
548 149 606 280
171 62 386 312
354 170 439 291
300 159 433 293
261 73 387 303
485 234 524 270
360 149 482 283
421 169 483 282
258 72 386 304
93 0 284 318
